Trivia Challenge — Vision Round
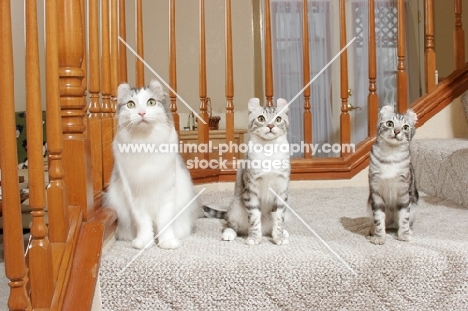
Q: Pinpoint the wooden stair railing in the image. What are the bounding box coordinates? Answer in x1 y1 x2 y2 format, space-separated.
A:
1 1 468 310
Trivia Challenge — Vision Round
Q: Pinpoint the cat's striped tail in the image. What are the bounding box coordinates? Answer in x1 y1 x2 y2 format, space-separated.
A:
203 203 227 219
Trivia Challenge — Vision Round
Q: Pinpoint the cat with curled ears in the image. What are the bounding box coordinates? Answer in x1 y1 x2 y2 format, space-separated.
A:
222 98 291 245
368 104 418 245
104 80 202 250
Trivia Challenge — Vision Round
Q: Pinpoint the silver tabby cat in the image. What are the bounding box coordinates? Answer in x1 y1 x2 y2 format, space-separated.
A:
368 104 418 245
222 98 290 245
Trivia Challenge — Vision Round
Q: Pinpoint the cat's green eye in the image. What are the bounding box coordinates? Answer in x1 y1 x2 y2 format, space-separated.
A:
127 101 135 109
147 98 157 106
275 116 282 123
257 116 265 123
385 121 394 128
402 124 410 131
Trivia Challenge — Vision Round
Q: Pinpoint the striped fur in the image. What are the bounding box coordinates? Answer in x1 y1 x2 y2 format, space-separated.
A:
368 104 419 245
222 98 291 245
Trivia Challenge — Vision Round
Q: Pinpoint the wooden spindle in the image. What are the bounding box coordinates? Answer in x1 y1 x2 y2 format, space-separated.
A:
368 0 378 137
169 0 180 132
339 0 351 154
46 0 69 244
57 0 94 220
198 0 209 160
111 0 119 132
264 0 274 107
397 0 408 112
454 0 465 69
88 0 103 199
135 0 145 87
26 0 54 307
424 0 436 92
119 0 128 83
101 0 114 186
225 0 235 162
0 1 29 309
302 0 312 158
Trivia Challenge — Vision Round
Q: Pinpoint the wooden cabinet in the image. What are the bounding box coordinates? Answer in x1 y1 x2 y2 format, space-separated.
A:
178 129 247 163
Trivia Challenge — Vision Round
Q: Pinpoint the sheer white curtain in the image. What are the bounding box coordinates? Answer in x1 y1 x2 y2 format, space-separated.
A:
268 0 414 154
270 0 336 158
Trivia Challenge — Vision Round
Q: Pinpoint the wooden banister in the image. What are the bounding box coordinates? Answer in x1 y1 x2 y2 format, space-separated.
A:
368 0 378 137
454 0 465 70
302 0 312 158
225 0 235 162
339 0 351 155
0 1 29 309
198 0 209 160
135 0 145 88
101 0 114 187
57 0 94 221
397 0 408 112
119 0 128 83
425 0 436 92
25 0 54 307
46 0 69 245
119 0 128 84
264 0 274 107
88 0 103 203
169 0 180 132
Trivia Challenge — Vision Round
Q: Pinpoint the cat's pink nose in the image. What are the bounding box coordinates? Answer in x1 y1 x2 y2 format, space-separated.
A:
267 124 274 130
139 112 146 117
394 129 400 135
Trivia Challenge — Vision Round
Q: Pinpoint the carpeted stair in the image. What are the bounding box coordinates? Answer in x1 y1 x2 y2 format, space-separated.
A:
99 187 468 310
411 138 468 208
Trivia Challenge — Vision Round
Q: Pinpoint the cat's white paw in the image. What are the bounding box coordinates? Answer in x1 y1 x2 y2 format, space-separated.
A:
245 236 262 245
222 228 237 241
396 231 411 242
282 229 289 239
132 237 154 249
158 239 181 250
273 237 289 246
368 235 386 245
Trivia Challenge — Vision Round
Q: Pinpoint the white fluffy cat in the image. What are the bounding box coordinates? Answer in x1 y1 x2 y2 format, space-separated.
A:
104 80 202 250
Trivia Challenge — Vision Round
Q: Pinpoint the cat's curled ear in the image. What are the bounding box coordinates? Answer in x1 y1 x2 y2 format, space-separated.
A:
117 83 132 100
406 109 418 126
248 98 261 112
148 80 166 101
276 98 288 113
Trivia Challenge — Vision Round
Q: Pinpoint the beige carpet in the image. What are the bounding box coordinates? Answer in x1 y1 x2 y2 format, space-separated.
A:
411 139 468 208
99 187 468 310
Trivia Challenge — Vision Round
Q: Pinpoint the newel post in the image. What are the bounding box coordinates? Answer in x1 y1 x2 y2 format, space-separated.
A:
57 0 94 220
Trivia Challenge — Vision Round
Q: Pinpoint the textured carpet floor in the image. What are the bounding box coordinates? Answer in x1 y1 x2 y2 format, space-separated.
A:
99 187 468 311
412 139 468 208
